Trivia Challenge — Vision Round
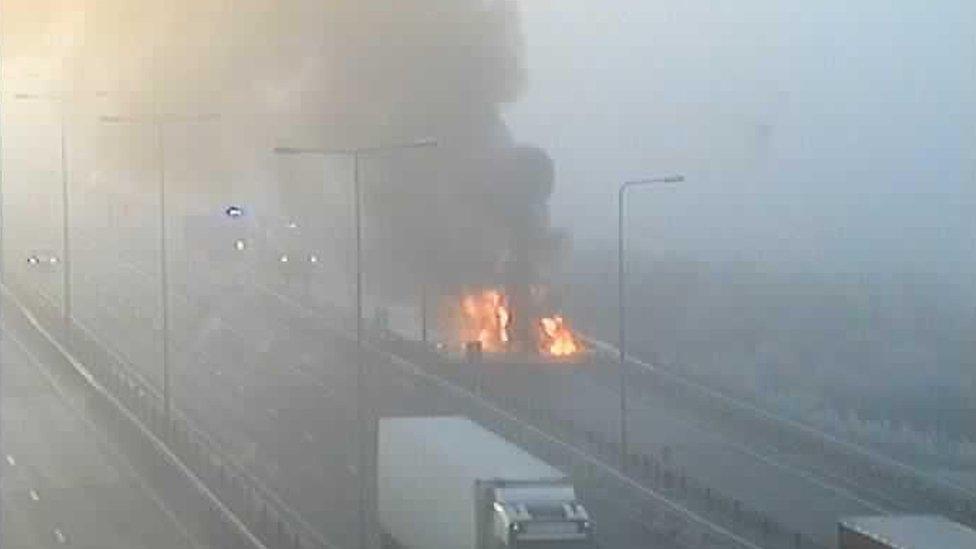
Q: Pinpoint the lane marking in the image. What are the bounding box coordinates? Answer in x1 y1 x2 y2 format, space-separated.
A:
75 232 972 537
584 334 976 502
6 454 16 466
95 258 891 541
273 279 945 517
2 287 336 549
3 309 218 549
53 528 67 544
370 345 764 549
29 489 40 501
569 351 890 514
87 290 338 405
268 277 972 512
114 266 700 544
249 281 770 547
256 279 888 544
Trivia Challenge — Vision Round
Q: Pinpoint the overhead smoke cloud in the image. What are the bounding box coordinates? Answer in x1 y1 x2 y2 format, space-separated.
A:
3 0 565 304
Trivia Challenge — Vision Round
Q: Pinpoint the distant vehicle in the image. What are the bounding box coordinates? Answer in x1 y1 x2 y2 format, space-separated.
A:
838 515 976 548
378 416 595 549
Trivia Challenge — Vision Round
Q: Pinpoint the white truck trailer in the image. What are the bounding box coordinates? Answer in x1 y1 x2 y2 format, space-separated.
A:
378 416 596 549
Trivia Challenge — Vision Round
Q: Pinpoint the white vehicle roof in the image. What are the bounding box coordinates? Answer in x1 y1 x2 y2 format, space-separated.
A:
841 515 976 548
380 416 564 481
378 416 570 549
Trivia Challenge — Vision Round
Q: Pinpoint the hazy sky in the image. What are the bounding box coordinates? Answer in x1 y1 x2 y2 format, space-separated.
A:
504 1 975 268
2 0 972 275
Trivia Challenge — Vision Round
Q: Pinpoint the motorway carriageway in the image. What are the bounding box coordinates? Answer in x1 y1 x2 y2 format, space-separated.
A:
53 272 705 549
40 246 932 549
1 314 202 549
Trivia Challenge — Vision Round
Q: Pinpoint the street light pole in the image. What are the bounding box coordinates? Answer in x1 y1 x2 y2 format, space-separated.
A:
354 149 362 354
100 112 219 427
59 96 71 338
618 174 683 472
352 149 367 549
155 115 170 425
274 138 437 549
13 92 71 336
421 281 428 344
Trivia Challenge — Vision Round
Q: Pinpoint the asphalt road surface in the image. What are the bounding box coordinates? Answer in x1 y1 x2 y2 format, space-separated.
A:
1 317 203 549
9 216 961 548
56 271 674 549
43 248 915 549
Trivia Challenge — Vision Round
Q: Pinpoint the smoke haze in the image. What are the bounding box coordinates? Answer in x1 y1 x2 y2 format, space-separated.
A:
2 0 562 300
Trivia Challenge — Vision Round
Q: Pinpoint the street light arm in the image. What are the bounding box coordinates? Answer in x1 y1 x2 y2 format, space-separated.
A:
620 174 685 194
12 92 63 101
273 146 308 155
99 113 220 124
391 137 438 150
272 138 438 157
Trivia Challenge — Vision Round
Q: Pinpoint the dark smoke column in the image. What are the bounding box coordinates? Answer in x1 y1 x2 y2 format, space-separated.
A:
52 1 564 548
252 3 566 548
257 0 566 303
66 0 564 294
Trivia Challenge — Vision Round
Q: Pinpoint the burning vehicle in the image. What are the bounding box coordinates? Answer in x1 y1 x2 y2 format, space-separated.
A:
448 287 585 361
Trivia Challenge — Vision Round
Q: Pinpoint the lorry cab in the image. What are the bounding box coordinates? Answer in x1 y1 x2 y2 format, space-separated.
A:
482 479 595 549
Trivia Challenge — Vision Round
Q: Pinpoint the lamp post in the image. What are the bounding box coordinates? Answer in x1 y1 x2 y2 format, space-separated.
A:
13 92 71 336
618 174 684 471
99 111 220 426
421 281 428 344
274 138 437 549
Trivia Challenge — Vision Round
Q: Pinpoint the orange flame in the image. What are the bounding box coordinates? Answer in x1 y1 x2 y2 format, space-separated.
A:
459 289 584 357
539 315 582 357
461 289 511 351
